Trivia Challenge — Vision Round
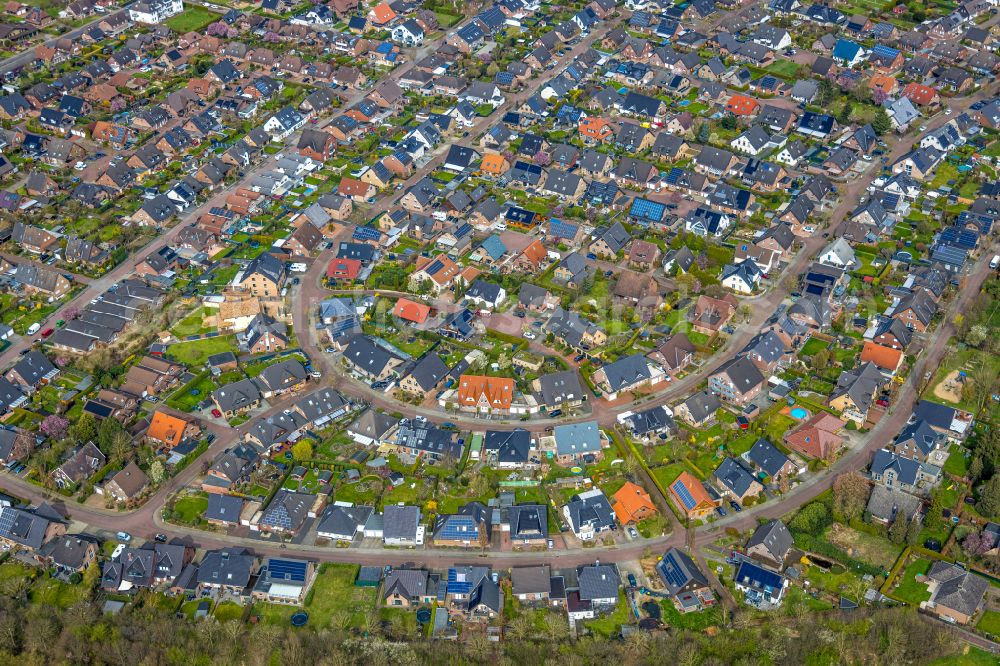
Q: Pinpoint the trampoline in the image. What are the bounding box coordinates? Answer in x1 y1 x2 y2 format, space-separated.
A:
290 612 309 627
416 609 432 624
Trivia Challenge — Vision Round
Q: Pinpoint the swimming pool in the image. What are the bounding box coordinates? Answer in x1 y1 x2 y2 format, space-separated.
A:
790 407 808 419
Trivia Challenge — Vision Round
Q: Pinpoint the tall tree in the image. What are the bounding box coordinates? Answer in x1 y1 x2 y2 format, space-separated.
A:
977 475 1000 518
832 472 869 522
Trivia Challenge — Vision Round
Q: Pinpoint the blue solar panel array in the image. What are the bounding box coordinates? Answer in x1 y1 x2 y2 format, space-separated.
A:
629 197 666 223
939 225 978 250
672 479 697 510
426 259 444 275
736 560 784 592
664 167 684 185
549 218 578 238
267 558 308 583
437 516 476 542
659 551 690 588
871 44 900 59
353 225 381 241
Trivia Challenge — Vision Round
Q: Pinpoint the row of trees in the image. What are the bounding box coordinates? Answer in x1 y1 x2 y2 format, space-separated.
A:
0 580 964 665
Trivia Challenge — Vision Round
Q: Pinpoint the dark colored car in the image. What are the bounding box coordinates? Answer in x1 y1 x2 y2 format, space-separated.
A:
729 501 742 512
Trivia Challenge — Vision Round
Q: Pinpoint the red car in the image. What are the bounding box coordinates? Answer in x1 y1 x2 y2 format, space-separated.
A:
211 409 222 418
40 328 54 338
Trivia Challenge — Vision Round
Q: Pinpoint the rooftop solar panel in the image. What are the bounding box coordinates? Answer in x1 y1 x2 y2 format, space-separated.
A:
672 479 697 510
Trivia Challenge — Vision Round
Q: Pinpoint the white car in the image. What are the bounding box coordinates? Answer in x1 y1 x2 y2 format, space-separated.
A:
523 331 536 340
944 108 952 115
919 125 927 131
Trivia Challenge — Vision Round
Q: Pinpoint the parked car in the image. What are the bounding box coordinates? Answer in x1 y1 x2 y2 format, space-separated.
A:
729 501 742 512
154 534 167 543
211 409 222 418
716 506 727 517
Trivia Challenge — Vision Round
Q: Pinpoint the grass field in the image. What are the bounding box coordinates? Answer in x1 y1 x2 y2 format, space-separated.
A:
165 6 217 32
823 523 902 569
213 601 245 622
584 592 630 637
944 446 970 477
976 610 1000 638
765 60 802 80
893 558 932 604
172 495 208 524
434 11 462 27
167 336 236 367
800 337 828 356
255 564 376 630
166 371 216 412
30 577 90 609
171 307 214 337
931 647 1000 666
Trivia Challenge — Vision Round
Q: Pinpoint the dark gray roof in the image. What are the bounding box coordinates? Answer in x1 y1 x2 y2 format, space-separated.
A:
317 504 373 538
565 489 616 534
204 493 244 523
656 547 708 595
383 504 420 541
682 389 721 423
506 504 548 540
714 457 758 497
404 353 449 392
483 428 531 464
744 438 789 477
623 405 674 436
746 519 793 563
537 369 584 407
197 548 255 588
600 353 652 392
577 563 620 601
927 561 988 617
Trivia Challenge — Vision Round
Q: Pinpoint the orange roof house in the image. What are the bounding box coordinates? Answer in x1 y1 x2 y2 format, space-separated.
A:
480 153 510 176
337 176 376 202
860 340 904 373
784 412 846 461
902 82 939 106
457 375 515 411
393 298 430 324
668 471 719 520
868 74 898 96
515 239 548 272
368 2 396 25
578 116 616 143
613 481 657 524
146 411 194 448
326 257 362 282
725 94 760 116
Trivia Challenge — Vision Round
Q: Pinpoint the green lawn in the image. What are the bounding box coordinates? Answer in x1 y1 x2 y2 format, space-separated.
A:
213 601 244 622
800 337 827 356
931 647 999 666
765 59 802 79
434 11 462 27
165 6 217 32
893 558 932 604
255 564 376 630
30 577 90 609
659 599 724 630
976 610 1000 638
943 446 970 477
0 562 34 587
171 307 213 337
166 336 236 367
172 495 208 524
584 592 630 637
166 371 216 412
